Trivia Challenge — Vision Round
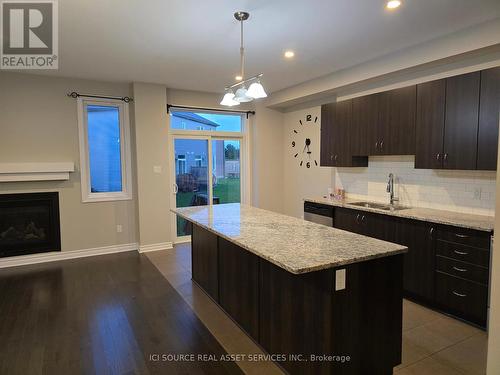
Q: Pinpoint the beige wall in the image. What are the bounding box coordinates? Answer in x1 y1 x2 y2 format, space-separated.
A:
133 83 171 248
487 119 500 374
0 72 138 251
282 107 332 218
251 102 285 213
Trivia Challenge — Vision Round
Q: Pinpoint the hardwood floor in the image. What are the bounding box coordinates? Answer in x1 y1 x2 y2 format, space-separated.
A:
0 251 243 375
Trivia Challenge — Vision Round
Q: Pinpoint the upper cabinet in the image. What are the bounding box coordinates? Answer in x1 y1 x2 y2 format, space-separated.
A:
377 86 416 155
443 72 481 170
415 68 499 171
351 94 379 156
477 67 500 171
320 101 368 167
350 88 416 157
321 67 499 170
415 79 446 169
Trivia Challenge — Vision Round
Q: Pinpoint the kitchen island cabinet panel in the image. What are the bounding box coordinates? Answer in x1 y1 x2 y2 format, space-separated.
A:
218 238 260 341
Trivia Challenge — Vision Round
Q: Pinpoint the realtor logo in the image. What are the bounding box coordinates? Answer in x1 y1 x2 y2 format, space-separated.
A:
1 0 58 69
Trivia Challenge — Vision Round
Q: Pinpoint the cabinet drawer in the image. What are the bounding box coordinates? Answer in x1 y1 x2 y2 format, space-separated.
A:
436 240 490 267
436 227 490 249
435 256 489 285
435 272 488 327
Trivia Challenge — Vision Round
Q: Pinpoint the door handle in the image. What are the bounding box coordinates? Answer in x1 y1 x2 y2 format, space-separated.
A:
455 234 469 238
173 183 178 194
452 291 467 298
452 266 467 272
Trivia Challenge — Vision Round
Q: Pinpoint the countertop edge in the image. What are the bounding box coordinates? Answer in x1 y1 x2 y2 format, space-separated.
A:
304 198 494 233
172 208 408 275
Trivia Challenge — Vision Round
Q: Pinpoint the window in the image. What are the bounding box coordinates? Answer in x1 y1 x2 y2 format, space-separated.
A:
170 111 242 132
77 98 132 202
177 155 186 174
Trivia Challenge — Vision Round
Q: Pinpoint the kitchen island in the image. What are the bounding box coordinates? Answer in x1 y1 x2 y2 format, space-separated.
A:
172 203 408 375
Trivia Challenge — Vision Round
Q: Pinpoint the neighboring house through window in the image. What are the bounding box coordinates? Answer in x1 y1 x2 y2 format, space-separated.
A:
77 97 132 202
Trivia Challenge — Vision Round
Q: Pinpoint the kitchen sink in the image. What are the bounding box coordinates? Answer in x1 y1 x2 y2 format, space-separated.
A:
349 201 410 211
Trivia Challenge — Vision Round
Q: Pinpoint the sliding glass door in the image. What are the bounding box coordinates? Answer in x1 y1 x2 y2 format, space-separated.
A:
173 138 209 237
169 108 248 242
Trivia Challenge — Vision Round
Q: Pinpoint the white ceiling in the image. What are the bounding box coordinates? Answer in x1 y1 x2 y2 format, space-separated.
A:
34 0 500 93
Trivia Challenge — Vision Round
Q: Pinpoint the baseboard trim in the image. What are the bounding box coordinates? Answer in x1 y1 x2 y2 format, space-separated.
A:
0 242 139 269
138 242 173 253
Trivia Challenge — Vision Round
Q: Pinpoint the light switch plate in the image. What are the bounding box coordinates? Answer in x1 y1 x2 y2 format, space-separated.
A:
153 166 162 174
335 269 346 291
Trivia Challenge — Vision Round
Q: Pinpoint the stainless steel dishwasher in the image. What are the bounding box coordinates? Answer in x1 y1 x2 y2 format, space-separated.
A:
304 201 333 227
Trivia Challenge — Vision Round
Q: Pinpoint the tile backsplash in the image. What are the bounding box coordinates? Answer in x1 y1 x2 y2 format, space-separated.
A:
334 156 496 216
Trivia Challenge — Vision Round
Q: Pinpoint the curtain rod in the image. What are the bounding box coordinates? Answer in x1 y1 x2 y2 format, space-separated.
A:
167 104 255 118
67 91 133 103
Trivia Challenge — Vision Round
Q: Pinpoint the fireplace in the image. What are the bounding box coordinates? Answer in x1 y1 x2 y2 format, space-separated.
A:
0 192 61 257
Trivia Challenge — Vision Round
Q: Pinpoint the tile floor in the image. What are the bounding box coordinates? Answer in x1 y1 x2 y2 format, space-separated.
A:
146 244 488 375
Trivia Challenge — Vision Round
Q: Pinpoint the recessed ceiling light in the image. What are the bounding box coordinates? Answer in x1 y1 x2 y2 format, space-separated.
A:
386 0 401 9
284 50 295 58
235 75 243 81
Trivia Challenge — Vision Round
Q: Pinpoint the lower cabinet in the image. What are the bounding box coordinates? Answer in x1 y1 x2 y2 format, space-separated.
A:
331 205 491 328
218 238 260 340
191 224 219 301
396 219 435 303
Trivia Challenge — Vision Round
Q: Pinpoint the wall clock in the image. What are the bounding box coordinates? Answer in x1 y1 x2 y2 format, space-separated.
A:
291 114 319 168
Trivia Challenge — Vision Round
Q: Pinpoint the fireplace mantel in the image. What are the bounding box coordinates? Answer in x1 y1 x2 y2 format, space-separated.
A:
0 162 75 182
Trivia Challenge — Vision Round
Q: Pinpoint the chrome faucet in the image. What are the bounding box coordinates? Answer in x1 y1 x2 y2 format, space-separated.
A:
386 173 399 206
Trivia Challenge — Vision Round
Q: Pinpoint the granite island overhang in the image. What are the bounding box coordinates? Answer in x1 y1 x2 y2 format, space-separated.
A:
172 203 408 374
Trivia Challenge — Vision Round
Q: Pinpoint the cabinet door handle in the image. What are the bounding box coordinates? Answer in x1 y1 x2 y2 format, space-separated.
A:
429 227 435 238
452 291 467 298
380 140 384 150
356 214 361 224
454 250 468 256
330 155 334 160
443 153 448 161
375 141 379 149
452 266 467 272
436 153 441 160
335 154 338 161
361 215 366 224
455 234 469 238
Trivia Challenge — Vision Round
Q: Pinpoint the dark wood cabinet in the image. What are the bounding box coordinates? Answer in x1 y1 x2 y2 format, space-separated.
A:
352 94 379 156
477 67 500 171
218 238 259 340
415 79 446 169
191 224 219 301
327 203 492 327
322 68 497 170
377 86 417 155
443 72 481 170
320 101 368 167
334 207 362 234
396 219 435 302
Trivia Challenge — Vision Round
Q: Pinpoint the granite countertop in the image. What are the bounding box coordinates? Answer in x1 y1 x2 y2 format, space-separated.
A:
305 197 495 232
172 203 407 275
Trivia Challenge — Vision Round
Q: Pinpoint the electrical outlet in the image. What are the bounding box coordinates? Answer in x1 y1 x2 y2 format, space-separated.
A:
116 224 123 233
473 187 482 200
335 269 346 291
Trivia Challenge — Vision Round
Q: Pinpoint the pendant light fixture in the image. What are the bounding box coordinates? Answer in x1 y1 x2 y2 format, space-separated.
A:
220 11 267 106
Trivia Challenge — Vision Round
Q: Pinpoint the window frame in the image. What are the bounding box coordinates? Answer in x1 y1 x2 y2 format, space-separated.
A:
77 97 133 203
